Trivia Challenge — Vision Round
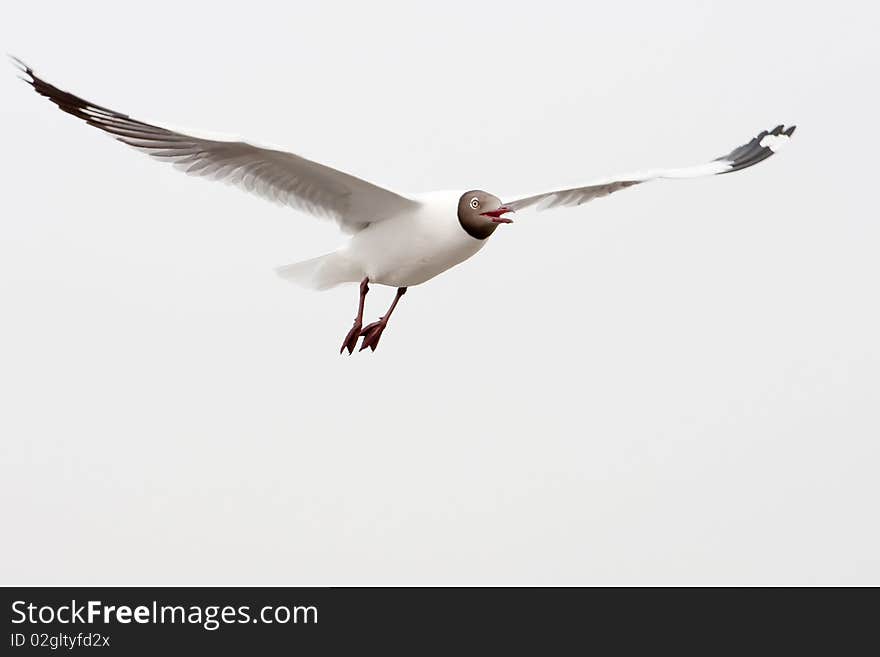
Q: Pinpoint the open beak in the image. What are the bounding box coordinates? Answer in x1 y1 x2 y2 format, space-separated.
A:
481 206 514 223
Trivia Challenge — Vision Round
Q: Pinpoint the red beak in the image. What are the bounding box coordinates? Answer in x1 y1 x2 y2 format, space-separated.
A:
481 206 514 223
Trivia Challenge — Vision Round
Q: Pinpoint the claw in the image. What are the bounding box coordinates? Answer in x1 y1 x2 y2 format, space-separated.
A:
340 321 362 355
358 321 387 352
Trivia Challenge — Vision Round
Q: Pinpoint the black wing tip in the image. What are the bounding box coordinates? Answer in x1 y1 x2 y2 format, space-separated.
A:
8 54 30 70
10 58 183 154
716 123 797 175
9 56 128 125
8 54 35 83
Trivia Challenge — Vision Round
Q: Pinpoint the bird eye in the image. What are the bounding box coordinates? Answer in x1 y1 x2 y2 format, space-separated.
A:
470 197 480 209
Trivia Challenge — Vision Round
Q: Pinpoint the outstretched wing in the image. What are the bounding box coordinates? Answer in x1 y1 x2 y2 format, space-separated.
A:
12 57 419 233
504 125 796 212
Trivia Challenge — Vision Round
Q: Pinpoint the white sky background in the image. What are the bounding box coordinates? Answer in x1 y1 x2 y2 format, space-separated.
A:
1 1 878 585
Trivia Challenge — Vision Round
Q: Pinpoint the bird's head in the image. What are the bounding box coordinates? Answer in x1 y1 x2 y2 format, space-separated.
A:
457 190 514 240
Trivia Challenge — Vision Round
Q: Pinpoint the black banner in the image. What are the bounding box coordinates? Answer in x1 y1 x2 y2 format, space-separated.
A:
1 587 874 653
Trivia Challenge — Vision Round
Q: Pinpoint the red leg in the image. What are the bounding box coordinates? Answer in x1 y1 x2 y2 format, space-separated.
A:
340 278 369 355
359 287 407 352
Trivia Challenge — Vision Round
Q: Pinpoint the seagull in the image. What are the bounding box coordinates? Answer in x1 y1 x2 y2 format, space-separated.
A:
11 57 796 354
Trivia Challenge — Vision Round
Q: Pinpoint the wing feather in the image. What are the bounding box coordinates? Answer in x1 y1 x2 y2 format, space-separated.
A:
504 125 796 213
12 57 418 233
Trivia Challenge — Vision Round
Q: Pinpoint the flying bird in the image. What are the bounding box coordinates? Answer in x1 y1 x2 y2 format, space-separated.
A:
11 57 796 354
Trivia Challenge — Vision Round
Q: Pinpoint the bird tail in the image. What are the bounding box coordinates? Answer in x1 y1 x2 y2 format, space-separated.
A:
275 251 362 291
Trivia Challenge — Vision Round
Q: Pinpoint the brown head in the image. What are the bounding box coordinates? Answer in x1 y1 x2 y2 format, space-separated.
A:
457 190 514 240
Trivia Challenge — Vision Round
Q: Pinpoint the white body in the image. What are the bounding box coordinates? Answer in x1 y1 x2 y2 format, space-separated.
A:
278 191 487 289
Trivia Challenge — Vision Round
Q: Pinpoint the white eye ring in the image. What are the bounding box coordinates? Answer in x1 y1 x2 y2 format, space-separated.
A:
470 197 480 209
